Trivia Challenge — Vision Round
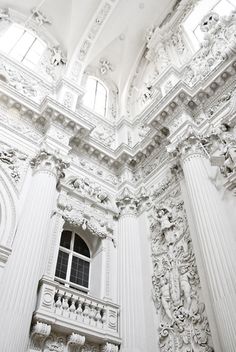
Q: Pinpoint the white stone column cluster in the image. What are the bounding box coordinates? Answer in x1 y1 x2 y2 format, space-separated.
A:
179 136 236 352
0 147 69 352
116 187 146 352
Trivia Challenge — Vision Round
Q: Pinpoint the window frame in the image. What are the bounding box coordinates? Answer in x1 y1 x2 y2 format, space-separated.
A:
0 23 47 69
83 76 108 117
55 230 91 293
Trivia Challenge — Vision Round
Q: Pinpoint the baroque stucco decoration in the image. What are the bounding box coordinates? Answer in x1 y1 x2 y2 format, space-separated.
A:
0 142 28 187
150 184 214 352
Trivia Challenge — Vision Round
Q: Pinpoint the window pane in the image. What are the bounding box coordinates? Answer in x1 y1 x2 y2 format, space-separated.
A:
23 39 46 66
55 250 69 280
74 235 90 257
70 256 89 288
83 77 96 109
10 31 35 61
0 24 24 54
60 230 72 249
94 82 107 116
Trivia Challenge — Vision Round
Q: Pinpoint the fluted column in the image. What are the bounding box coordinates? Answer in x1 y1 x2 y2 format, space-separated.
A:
179 135 236 351
0 147 69 352
117 188 146 352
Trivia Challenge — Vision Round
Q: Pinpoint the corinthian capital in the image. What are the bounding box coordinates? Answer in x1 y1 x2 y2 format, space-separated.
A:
167 131 208 161
30 146 70 181
116 187 138 216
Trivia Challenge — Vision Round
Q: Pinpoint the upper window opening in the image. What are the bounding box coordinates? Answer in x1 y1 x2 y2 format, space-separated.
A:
83 77 108 117
183 0 236 50
0 23 46 69
55 230 91 293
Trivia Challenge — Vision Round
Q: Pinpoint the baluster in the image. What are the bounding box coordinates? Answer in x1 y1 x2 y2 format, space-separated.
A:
62 293 69 318
76 298 83 322
96 304 104 329
89 301 96 326
83 299 90 324
95 303 102 327
54 290 62 315
69 295 76 319
101 306 107 329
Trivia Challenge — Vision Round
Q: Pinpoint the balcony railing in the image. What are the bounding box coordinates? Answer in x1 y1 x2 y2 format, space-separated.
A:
33 276 121 344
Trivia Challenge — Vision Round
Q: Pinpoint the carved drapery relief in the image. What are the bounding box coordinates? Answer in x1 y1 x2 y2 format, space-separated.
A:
150 185 214 351
56 192 115 240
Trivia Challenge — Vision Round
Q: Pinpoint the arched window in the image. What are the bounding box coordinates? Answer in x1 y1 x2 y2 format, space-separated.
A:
83 76 108 117
55 230 91 292
0 23 46 69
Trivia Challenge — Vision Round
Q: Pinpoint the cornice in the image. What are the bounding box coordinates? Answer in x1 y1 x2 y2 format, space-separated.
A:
0 54 235 173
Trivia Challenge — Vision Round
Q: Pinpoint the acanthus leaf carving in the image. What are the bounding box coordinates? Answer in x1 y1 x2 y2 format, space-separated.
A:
30 146 70 183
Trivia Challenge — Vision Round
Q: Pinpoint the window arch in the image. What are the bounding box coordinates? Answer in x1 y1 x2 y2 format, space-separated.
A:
55 230 91 293
0 23 46 69
83 76 108 117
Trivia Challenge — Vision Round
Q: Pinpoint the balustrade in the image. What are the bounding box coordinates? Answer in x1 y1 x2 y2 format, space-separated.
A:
33 276 120 344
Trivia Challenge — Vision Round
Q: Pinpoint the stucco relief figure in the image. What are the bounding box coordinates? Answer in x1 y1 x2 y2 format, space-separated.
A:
160 275 173 323
206 123 236 177
50 46 66 66
179 266 192 313
154 206 178 246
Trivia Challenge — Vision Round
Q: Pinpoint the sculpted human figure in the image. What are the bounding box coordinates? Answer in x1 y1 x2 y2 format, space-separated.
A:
160 275 173 322
155 207 174 234
179 266 192 313
216 123 236 176
51 46 66 66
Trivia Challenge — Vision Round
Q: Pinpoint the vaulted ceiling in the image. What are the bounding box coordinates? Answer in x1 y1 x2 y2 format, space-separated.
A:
0 0 176 92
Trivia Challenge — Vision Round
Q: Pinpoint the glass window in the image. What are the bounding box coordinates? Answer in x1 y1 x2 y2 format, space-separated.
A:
55 230 91 292
0 23 46 69
83 77 108 117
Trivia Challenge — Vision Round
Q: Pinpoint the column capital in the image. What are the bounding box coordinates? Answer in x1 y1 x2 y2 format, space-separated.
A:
116 187 138 216
30 145 70 182
167 130 208 162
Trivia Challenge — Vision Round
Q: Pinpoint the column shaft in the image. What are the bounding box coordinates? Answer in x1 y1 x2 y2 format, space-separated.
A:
0 170 57 351
183 153 236 351
118 213 146 352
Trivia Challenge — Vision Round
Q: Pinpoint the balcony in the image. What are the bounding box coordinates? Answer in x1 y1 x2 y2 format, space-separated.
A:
33 276 121 345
